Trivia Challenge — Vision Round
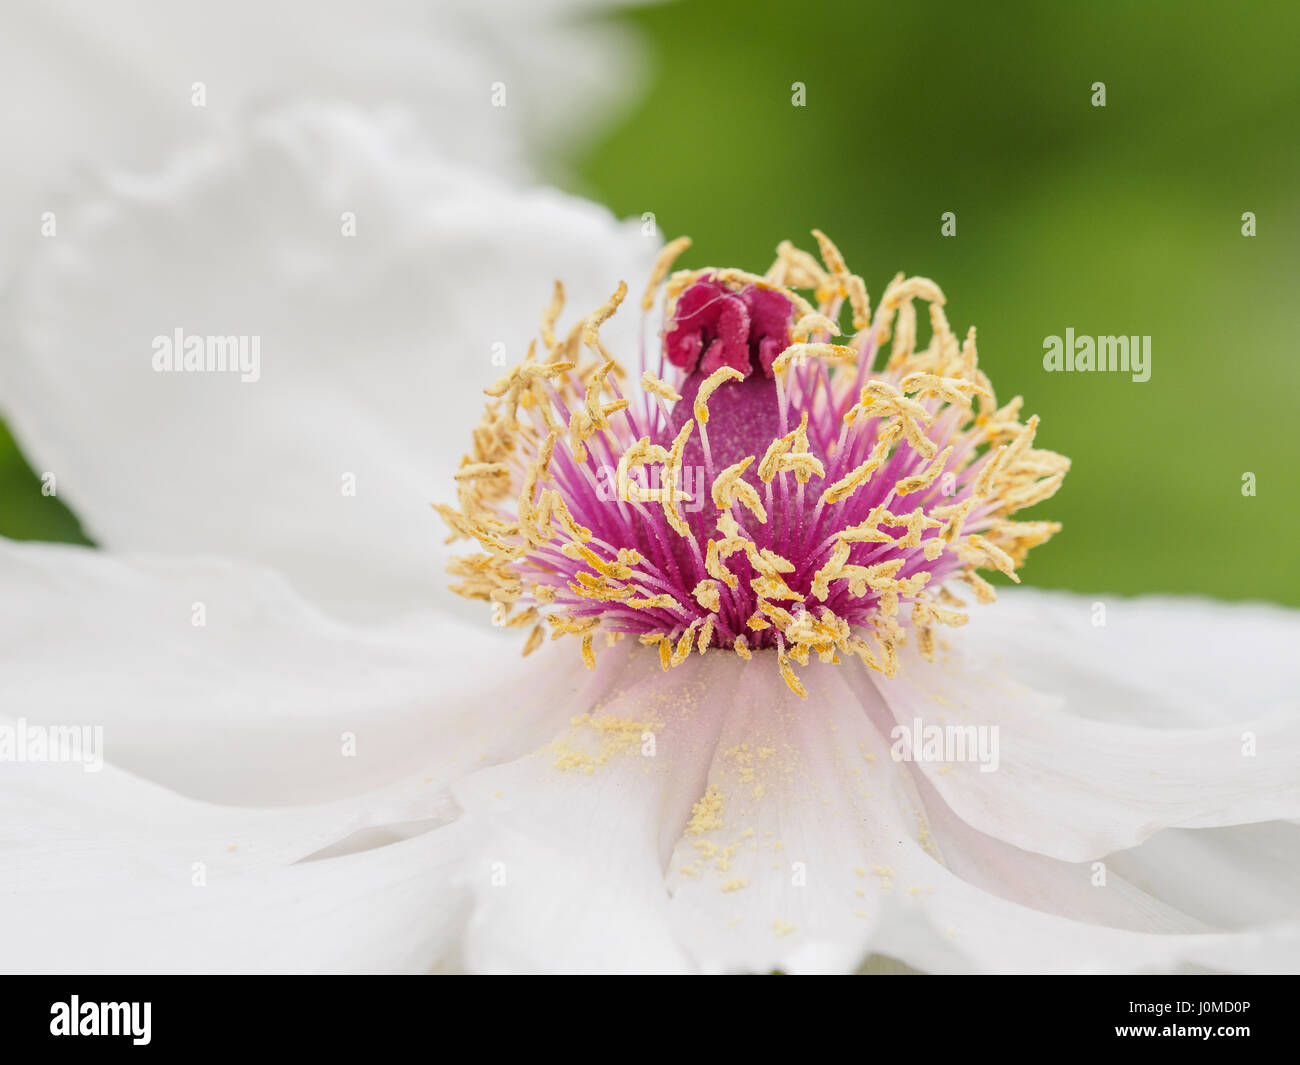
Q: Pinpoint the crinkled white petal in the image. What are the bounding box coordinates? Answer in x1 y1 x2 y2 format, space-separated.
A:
1105 822 1300 931
0 539 582 972
6 574 1297 973
656 652 1300 974
866 859 1300 975
0 104 658 619
0 743 451 889
954 587 1300 727
0 538 563 805
910 770 1202 935
0 0 645 280
869 590 1300 861
442 634 1300 973
656 655 1197 974
0 751 477 973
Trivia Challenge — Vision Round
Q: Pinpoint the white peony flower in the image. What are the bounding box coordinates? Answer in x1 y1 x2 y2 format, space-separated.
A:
1 106 1297 975
0 0 645 282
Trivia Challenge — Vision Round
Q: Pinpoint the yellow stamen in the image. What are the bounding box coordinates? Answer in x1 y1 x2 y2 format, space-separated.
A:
693 366 745 425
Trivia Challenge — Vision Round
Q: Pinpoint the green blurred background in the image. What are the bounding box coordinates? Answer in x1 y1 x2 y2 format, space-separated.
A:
3 0 1297 605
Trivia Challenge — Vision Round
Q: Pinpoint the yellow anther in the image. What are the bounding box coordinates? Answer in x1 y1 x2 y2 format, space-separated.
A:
778 650 808 699
693 366 745 425
541 281 566 355
895 446 954 497
811 229 849 282
672 625 696 666
712 457 767 523
641 371 682 403
771 343 856 373
705 539 740 590
791 313 841 340
693 579 722 612
660 420 696 537
582 282 627 350
697 616 715 654
642 237 692 311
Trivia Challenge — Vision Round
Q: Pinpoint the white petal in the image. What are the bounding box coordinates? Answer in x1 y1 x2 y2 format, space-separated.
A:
664 658 919 974
0 746 449 888
659 654 1300 974
0 0 644 280
0 104 658 619
446 647 739 974
0 752 476 973
869 592 1300 861
0 534 590 973
867 859 1300 975
0 537 558 805
908 770 1203 935
438 640 1300 973
956 587 1300 727
1106 822 1300 930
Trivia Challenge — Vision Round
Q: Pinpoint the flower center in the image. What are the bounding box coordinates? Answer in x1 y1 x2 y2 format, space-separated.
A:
440 233 1069 697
